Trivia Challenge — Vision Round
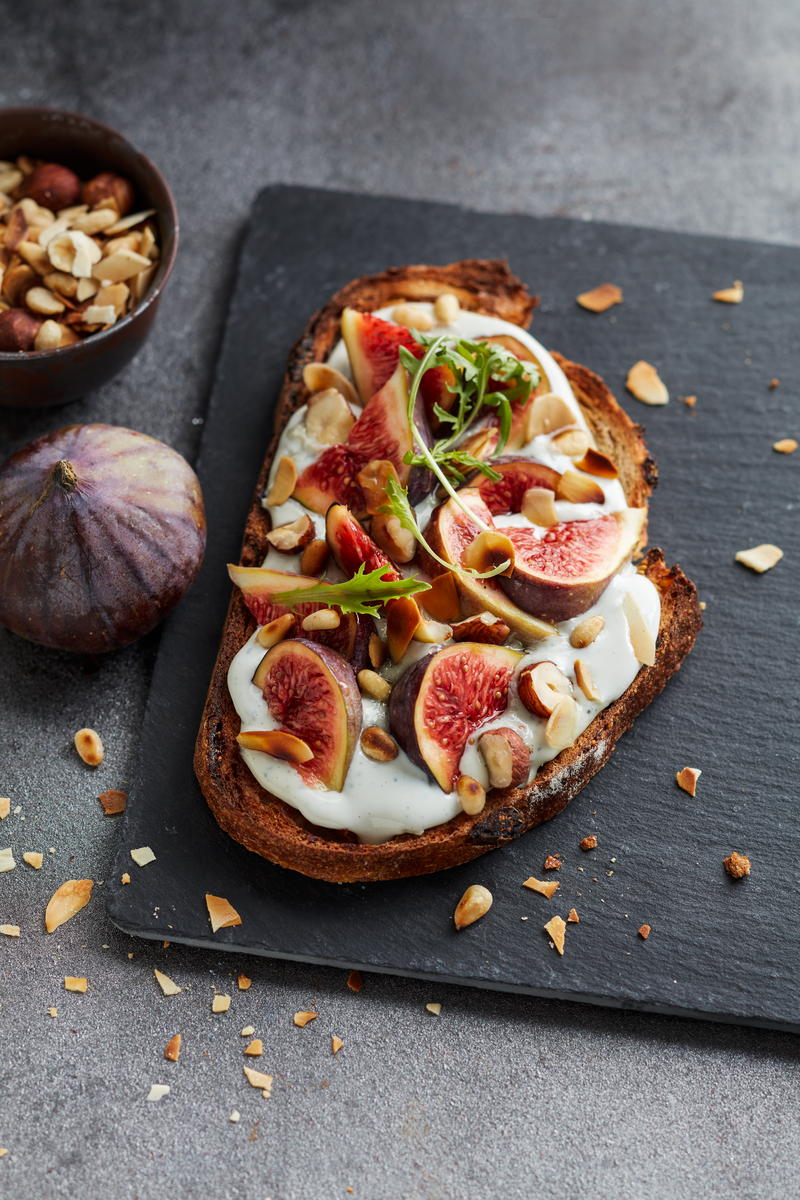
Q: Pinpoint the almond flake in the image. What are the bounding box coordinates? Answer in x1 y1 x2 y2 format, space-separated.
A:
243 1066 273 1094
45 879 93 932
49 1007 57 1018
64 977 87 992
164 1034 181 1061
332 1036 344 1055
0 1149 7 1158
567 909 579 923
713 280 743 303
103 209 156 235
83 304 117 327
237 975 252 990
130 846 156 867
773 439 797 454
229 1111 240 1122
676 766 701 796
294 1011 317 1027
626 361 669 406
0 848 16 873
244 1039 263 1056
240 1025 255 1037
212 995 231 1013
121 873 130 884
205 894 242 933
0 799 9 819
0 925 20 937
98 789 127 814
543 915 566 955
576 283 623 312
735 544 783 573
522 876 559 899
154 969 182 996
639 924 651 939
23 852 43 869
146 1084 170 1102
426 1003 442 1016
347 970 364 992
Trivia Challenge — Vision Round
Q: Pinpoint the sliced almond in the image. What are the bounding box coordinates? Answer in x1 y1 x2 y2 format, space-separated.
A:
575 448 618 479
0 799 9 819
70 209 118 236
17 241 50 275
626 361 669 406
454 884 493 929
1 263 37 306
303 362 359 408
130 846 156 867
360 726 399 763
332 1036 344 1055
426 1003 441 1016
551 429 590 458
305 388 355 445
300 538 329 576
267 513 315 555
103 209 157 235
574 659 600 702
392 302 434 330
570 615 604 648
0 925 20 937
76 276 99 302
129 263 157 304
456 774 486 815
294 1011 318 1027
23 852 43 869
241 1026 255 1036
64 977 88 993
25 286 65 316
521 486 558 527
95 282 129 316
713 280 743 303
243 1066 273 1093
212 994 231 1013
576 283 623 312
33 320 63 351
544 915 566 954
773 439 797 454
544 695 578 748
244 1039 263 1056
523 876 559 899
256 613 296 649
434 292 461 323
45 879 93 933
302 608 340 631
206 894 242 933
74 727 103 766
98 789 127 814
368 633 388 669
357 669 392 702
266 455 297 506
735 544 783 573
238 975 252 990
103 232 141 258
555 470 604 505
83 304 117 327
164 1034 181 1061
524 392 576 440
411 617 452 644
622 590 657 665
91 248 150 283
0 846 17 872
676 766 701 796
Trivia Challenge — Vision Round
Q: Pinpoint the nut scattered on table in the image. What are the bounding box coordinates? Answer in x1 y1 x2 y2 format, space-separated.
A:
568 908 579 923
0 924 20 937
244 1039 263 1057
360 726 399 762
576 283 623 313
638 924 651 939
724 851 751 879
347 970 364 992
735 544 783 573
712 280 743 303
64 977 87 993
130 846 156 867
164 1034 181 1061
0 798 9 819
23 852 43 869
243 1066 273 1096
98 789 127 814
773 438 797 454
543 855 561 871
212 995 231 1013
154 969 181 996
332 1036 344 1055
294 1011 318 1027
426 1002 442 1015
523 876 559 899
45 879 93 933
626 360 669 405
74 728 103 766
238 975 252 991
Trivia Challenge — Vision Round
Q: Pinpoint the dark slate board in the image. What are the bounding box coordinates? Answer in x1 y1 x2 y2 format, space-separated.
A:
106 186 800 1033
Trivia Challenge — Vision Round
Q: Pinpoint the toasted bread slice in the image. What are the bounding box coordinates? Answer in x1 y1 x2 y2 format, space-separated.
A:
194 261 702 883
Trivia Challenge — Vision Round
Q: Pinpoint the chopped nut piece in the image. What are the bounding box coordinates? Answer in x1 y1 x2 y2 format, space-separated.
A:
121 873 130 884
360 726 399 763
240 1026 255 1036
0 799 9 819
426 1003 441 1015
521 486 559 527
212 994 231 1013
302 608 340 632
523 876 559 899
266 455 297 506
164 1034 181 1061
49 1008 57 1017
411 616 452 644
567 909 579 923
64 977 87 993
735 544 783 573
45 879 93 932
544 695 578 748
244 1039 263 1056
103 209 156 235
392 302 434 330
543 855 561 871
551 428 591 458
457 774 486 816
576 283 623 313
294 1011 318 1027
0 925 20 937
368 633 388 669
238 975 252 990
724 852 751 879
347 970 364 992
243 1066 273 1094
0 848 16 873
146 1084 170 1102
357 669 392 702
303 362 359 408
205 894 242 933
229 1111 240 1123
676 766 701 796
91 248 150 283
154 969 181 996
713 280 743 303
130 846 156 867
570 615 604 649
574 659 601 702
580 835 598 851
638 924 651 939
773 439 797 454
305 387 356 445
98 789 127 814
332 1036 344 1055
626 361 669 406
267 513 316 555
23 852 43 869
300 538 329 576
543 915 566 955
454 884 493 929
518 661 573 718
451 612 510 646
83 304 117 327
434 292 461 323
74 727 103 766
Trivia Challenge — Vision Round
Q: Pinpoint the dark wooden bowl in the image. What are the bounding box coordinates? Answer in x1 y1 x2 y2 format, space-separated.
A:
0 107 178 408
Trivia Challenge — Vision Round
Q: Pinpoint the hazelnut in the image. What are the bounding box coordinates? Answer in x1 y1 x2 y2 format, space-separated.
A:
518 661 573 718
357 459 401 515
266 513 316 555
82 171 134 217
20 163 81 212
478 727 530 789
0 308 43 351
451 612 510 645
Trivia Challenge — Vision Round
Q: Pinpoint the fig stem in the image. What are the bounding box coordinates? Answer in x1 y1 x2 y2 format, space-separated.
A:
31 458 79 512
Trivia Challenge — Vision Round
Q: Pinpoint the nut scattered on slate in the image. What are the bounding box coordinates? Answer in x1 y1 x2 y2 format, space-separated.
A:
580 835 598 851
523 876 559 899
347 971 364 992
724 852 751 879
639 925 651 939
676 767 702 796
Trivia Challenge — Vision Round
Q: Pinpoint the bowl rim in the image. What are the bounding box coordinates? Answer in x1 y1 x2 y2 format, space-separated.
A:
0 105 179 363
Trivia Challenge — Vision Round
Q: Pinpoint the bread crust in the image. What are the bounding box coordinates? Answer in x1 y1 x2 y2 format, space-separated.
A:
194 262 702 883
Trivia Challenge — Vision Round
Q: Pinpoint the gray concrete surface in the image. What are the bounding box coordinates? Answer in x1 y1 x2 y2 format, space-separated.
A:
1 2 799 1197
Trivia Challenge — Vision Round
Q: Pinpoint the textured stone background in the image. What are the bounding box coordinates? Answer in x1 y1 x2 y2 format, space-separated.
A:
1 3 799 1198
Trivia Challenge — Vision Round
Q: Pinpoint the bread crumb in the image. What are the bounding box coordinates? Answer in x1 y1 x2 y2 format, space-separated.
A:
543 915 566 955
164 1034 181 1061
241 1025 255 1037
543 855 561 871
735 544 783 573
347 970 364 992
154 969 181 996
45 879 93 933
713 280 743 303
64 977 87 992
676 766 701 796
238 974 251 990
244 1039 263 1056
146 1084 170 1102
0 924 20 937
23 852 43 869
769 378 779 389
724 852 751 879
48 1007 57 1017
580 835 598 851
426 1003 441 1016
205 894 242 933
229 1110 240 1122
0 847 16 872
639 924 651 939
576 283 623 312
567 909 579 923
773 438 797 454
332 1036 344 1055
523 876 559 899
626 361 668 405
0 799 9 819
98 789 127 814
130 846 156 867
212 994 231 1013
121 873 130 884
683 395 697 407
294 1011 317 1027
243 1066 273 1095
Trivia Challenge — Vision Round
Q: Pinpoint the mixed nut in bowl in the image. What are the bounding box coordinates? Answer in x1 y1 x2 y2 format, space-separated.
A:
0 108 178 407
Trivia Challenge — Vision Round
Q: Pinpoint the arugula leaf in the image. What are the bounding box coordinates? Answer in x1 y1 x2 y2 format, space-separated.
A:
270 563 429 619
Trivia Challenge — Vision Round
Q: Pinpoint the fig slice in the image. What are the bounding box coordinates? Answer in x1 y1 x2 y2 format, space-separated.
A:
500 508 647 622
388 643 522 793
465 456 561 516
228 564 370 672
420 491 555 642
248 639 361 791
477 335 552 450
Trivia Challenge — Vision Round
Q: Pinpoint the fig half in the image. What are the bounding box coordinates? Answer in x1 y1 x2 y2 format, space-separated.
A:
389 642 522 792
250 638 361 792
465 456 561 515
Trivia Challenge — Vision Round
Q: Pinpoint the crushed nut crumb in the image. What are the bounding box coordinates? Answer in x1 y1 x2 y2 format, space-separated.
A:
130 846 156 867
48 1007 57 1018
543 855 561 871
212 995 231 1013
23 852 43 869
0 925 20 937
523 876 559 899
580 835 598 851
347 970 364 992
98 789 127 814
567 909 579 923
229 1111 240 1123
164 1034 181 1061
294 1011 317 1027
639 925 651 939
0 799 9 819
238 975 252 990
0 848 16 873
244 1039 263 1057
146 1084 170 1102
64 977 87 992
543 915 566 955
240 1026 255 1037
121 873 130 884
154 969 181 996
676 766 701 796
332 1036 344 1055
426 1003 441 1016
576 282 623 313
45 879 93 933
243 1066 273 1095
724 852 751 879
735 544 783 573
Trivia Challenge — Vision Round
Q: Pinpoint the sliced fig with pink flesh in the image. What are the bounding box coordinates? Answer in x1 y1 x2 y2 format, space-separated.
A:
341 308 416 403
389 643 522 792
420 492 555 642
499 508 648 622
291 444 367 518
325 504 401 582
465 456 561 515
252 638 361 791
228 564 370 671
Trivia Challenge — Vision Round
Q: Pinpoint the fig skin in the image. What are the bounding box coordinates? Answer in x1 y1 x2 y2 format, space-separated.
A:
0 309 43 352
0 424 206 653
